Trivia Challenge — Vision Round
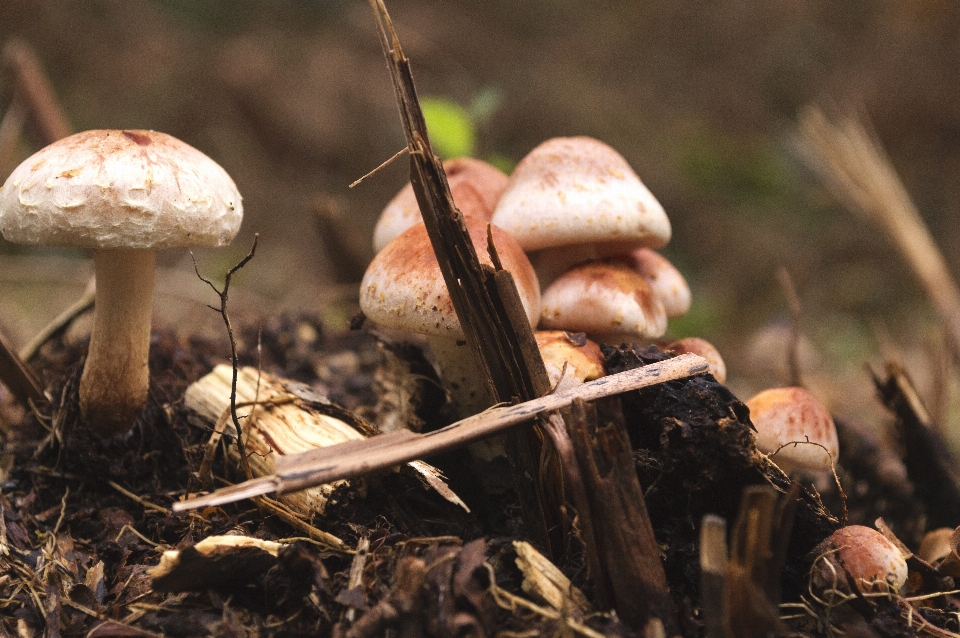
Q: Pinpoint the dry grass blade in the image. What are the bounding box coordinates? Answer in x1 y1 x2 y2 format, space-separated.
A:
796 106 960 362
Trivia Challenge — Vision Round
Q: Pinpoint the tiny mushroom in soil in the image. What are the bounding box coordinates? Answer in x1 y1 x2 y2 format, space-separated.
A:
745 386 839 476
660 337 726 383
810 525 908 595
534 330 605 392
359 216 540 416
0 130 242 436
372 157 509 253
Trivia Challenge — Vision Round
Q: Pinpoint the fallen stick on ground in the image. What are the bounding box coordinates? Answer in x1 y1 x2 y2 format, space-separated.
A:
173 353 709 511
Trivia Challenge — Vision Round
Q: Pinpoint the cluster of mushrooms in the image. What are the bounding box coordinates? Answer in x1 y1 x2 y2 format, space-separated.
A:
360 137 724 409
0 130 910 597
359 137 915 596
358 136 837 473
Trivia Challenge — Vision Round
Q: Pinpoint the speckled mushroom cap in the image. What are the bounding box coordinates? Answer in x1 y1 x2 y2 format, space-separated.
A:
622 248 691 318
360 217 540 337
539 261 667 340
0 129 242 249
372 157 509 253
746 386 839 474
491 136 671 251
812 526 908 594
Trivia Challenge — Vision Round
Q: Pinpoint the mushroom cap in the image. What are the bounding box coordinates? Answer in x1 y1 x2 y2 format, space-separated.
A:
746 386 839 474
623 248 691 318
360 217 540 337
812 525 908 594
491 136 671 251
372 157 508 252
661 337 726 383
540 261 667 341
0 129 242 249
535 330 605 389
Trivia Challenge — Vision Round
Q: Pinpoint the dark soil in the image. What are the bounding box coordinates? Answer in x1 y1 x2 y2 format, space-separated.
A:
2 316 954 637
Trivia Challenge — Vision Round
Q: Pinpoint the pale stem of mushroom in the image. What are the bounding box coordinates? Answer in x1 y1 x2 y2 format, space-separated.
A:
426 336 494 418
79 248 155 436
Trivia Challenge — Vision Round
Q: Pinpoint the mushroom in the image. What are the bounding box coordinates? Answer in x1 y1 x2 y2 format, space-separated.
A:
0 130 242 436
360 217 540 415
539 261 667 345
745 387 839 476
491 136 670 253
535 330 605 392
372 157 509 253
619 248 691 319
660 337 726 383
811 525 908 595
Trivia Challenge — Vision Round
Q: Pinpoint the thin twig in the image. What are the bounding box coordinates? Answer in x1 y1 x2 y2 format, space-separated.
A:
349 146 409 188
192 234 259 479
173 353 710 511
20 277 96 361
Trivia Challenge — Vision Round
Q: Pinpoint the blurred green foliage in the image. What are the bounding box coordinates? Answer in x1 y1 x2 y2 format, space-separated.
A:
421 97 476 160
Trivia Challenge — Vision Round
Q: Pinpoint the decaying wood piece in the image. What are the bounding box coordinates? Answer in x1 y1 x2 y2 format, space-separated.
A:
565 396 679 633
872 362 960 528
513 540 589 614
699 515 728 638
149 535 284 593
185 364 366 516
724 486 787 638
184 364 465 516
368 0 557 555
173 354 708 511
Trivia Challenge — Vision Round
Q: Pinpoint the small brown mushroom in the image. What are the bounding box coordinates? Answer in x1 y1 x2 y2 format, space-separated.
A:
539 261 667 345
745 387 839 476
811 525 908 595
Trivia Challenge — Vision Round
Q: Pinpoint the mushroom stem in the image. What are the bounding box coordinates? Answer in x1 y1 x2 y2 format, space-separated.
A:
79 248 155 436
427 336 494 417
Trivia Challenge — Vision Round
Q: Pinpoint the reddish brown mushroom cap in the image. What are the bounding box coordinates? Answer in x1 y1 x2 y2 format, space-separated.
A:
812 525 908 594
746 387 839 475
372 157 508 252
540 261 667 342
360 217 541 337
623 248 691 318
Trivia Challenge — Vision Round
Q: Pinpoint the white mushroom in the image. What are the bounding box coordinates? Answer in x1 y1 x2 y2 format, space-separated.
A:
0 130 242 436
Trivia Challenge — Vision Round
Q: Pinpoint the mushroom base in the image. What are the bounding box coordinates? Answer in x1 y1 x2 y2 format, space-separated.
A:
80 248 156 436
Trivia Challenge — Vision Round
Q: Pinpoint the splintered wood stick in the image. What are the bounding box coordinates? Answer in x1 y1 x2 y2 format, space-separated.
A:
172 353 709 511
797 106 960 363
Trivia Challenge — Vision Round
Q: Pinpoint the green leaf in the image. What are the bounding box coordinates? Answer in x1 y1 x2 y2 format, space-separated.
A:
421 97 476 159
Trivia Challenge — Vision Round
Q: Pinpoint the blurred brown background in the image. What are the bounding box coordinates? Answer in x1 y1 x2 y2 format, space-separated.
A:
2 0 959 436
